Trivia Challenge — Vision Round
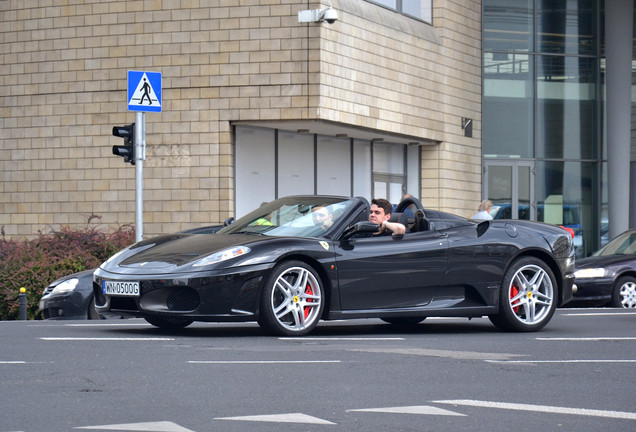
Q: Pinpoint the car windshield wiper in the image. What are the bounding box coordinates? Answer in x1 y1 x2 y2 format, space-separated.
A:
230 230 266 236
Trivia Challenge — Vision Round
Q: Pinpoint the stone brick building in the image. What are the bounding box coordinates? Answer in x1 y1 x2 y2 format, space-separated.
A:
1 0 481 238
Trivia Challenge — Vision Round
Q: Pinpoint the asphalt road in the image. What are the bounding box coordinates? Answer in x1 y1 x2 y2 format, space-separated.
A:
1 308 635 432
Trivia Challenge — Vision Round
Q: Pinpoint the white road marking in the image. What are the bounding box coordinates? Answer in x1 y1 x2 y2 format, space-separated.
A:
75 421 195 431
433 399 636 420
347 347 522 361
64 323 150 327
0 361 26 364
279 337 404 341
41 337 174 341
348 405 465 416
536 337 636 341
486 359 636 364
215 413 336 425
188 360 340 364
562 312 636 316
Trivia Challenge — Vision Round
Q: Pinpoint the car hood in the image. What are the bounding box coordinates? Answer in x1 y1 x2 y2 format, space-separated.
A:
117 233 260 268
47 269 96 287
99 232 321 276
575 254 636 269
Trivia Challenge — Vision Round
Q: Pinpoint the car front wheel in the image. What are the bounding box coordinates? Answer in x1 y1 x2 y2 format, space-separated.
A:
258 261 324 336
611 276 636 308
489 256 557 332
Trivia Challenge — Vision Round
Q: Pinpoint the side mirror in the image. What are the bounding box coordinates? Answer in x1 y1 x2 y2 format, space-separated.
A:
343 221 379 239
223 217 235 226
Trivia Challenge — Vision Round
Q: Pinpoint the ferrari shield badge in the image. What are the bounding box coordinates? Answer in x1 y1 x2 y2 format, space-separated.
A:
319 241 329 251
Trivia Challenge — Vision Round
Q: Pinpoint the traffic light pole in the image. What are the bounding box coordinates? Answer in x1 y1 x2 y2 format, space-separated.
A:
134 112 145 242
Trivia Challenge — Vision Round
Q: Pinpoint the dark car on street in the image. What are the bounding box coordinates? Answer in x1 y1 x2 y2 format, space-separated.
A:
94 195 575 336
573 229 636 308
39 269 100 320
39 225 225 320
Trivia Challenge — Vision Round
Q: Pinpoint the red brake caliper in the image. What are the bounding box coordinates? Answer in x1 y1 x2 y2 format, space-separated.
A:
304 284 313 318
510 286 520 313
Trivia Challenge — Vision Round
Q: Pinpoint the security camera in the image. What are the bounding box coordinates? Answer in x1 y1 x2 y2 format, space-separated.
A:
298 7 339 24
322 7 338 24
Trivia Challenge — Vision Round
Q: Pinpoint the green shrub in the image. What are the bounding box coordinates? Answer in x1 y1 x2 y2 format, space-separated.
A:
0 223 135 320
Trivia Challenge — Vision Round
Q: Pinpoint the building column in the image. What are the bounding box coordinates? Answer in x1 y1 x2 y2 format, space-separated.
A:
605 0 634 239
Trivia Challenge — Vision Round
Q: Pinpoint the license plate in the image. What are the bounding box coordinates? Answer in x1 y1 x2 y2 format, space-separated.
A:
103 280 140 297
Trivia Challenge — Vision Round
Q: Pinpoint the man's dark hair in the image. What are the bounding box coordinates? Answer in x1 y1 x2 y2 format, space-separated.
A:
371 198 392 216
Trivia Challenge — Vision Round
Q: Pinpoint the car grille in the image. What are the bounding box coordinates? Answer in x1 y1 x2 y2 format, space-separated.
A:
166 288 200 311
110 297 138 311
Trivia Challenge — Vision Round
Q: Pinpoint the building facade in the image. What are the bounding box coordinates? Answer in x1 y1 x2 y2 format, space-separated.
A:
1 0 633 257
483 0 635 256
0 0 482 237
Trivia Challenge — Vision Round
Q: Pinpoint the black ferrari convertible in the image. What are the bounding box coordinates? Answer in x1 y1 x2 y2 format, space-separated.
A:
93 195 575 336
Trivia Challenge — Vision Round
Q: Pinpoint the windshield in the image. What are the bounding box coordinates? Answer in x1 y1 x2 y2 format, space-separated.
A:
593 230 636 256
218 196 357 238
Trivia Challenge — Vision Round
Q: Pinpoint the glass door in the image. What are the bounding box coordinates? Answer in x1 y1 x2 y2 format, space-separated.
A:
484 160 535 220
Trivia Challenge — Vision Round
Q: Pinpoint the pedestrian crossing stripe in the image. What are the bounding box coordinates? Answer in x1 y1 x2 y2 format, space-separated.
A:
75 420 194 431
127 70 162 112
215 413 336 425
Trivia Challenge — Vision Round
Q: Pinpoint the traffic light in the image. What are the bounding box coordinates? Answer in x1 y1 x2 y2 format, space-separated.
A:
112 123 135 165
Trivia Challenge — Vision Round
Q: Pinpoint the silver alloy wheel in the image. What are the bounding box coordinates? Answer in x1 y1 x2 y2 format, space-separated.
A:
507 264 554 325
269 266 322 332
618 280 636 308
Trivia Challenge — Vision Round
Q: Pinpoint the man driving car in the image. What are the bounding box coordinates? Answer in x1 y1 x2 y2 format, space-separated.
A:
369 198 406 236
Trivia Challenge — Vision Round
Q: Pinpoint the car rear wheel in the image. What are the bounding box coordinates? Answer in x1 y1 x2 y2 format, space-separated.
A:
611 276 636 308
258 261 324 336
144 316 193 329
489 256 557 332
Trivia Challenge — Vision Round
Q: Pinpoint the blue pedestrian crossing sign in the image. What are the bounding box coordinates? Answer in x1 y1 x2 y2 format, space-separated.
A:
127 71 162 112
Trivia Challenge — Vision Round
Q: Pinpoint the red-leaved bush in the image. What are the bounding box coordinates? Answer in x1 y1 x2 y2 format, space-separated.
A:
0 224 135 320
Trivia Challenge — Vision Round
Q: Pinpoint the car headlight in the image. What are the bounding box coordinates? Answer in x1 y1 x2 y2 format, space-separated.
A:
573 268 606 279
192 246 251 267
50 278 80 295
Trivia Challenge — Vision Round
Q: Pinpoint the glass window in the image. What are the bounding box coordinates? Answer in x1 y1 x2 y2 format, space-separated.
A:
487 165 513 216
483 0 533 52
234 126 276 218
600 161 608 247
536 55 597 159
537 161 598 257
373 176 405 203
483 53 534 157
406 144 420 197
366 0 432 23
235 128 419 217
316 136 351 196
373 142 405 174
353 140 372 198
403 0 432 23
370 0 396 8
221 196 358 238
278 131 315 197
372 143 406 203
537 0 597 55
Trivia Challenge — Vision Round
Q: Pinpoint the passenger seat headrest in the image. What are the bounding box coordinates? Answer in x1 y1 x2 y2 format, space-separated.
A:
389 212 409 227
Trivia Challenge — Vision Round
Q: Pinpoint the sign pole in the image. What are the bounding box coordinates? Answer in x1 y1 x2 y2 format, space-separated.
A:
126 70 160 242
135 112 145 242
